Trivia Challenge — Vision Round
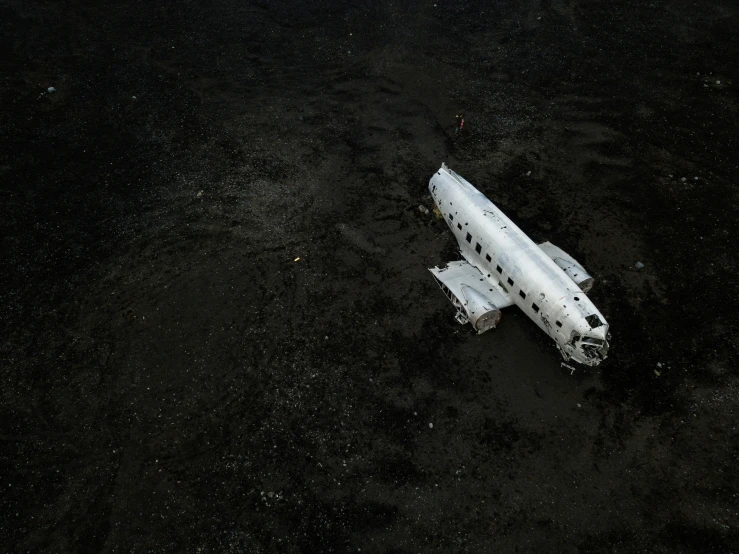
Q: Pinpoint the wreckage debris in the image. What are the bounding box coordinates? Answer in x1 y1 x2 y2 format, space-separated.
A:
561 362 577 374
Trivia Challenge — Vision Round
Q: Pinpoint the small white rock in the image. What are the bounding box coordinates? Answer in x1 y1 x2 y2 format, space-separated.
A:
48 87 56 93
428 422 433 429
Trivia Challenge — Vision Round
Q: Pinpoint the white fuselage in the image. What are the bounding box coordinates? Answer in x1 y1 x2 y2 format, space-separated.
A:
429 165 609 365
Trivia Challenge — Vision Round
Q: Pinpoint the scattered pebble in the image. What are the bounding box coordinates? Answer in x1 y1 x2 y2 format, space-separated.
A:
577 403 582 408
196 190 203 198
47 87 56 93
716 80 721 85
428 422 433 429
635 261 645 270
525 170 531 176
657 362 663 368
654 370 661 377
293 257 300 262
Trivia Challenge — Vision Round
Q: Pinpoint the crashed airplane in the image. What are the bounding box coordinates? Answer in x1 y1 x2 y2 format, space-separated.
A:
428 163 610 366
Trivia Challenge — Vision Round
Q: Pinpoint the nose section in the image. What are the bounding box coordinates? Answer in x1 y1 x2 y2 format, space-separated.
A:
590 325 608 341
579 335 609 365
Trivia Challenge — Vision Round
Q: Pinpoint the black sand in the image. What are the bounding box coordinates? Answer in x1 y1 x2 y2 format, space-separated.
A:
1 1 738 551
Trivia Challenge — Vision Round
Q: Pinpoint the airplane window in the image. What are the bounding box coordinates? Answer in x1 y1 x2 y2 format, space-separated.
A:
485 254 492 262
457 223 462 230
586 314 603 328
496 265 502 274
519 290 526 299
449 214 453 221
555 321 562 328
532 303 539 313
507 277 514 286
466 233 472 243
475 243 482 254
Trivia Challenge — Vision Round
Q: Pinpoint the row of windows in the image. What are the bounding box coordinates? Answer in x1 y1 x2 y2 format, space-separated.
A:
461 223 533 306
449 209 563 329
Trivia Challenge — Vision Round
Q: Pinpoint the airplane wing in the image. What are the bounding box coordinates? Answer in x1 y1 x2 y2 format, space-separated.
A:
429 260 515 310
537 241 594 292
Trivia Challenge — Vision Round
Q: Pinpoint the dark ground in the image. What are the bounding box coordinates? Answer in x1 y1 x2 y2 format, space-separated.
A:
1 1 738 552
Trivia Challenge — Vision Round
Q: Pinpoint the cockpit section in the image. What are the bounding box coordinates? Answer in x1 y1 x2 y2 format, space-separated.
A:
567 321 610 366
578 335 609 363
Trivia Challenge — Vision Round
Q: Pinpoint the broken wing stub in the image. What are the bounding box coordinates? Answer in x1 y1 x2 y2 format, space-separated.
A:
538 241 594 293
429 260 513 333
